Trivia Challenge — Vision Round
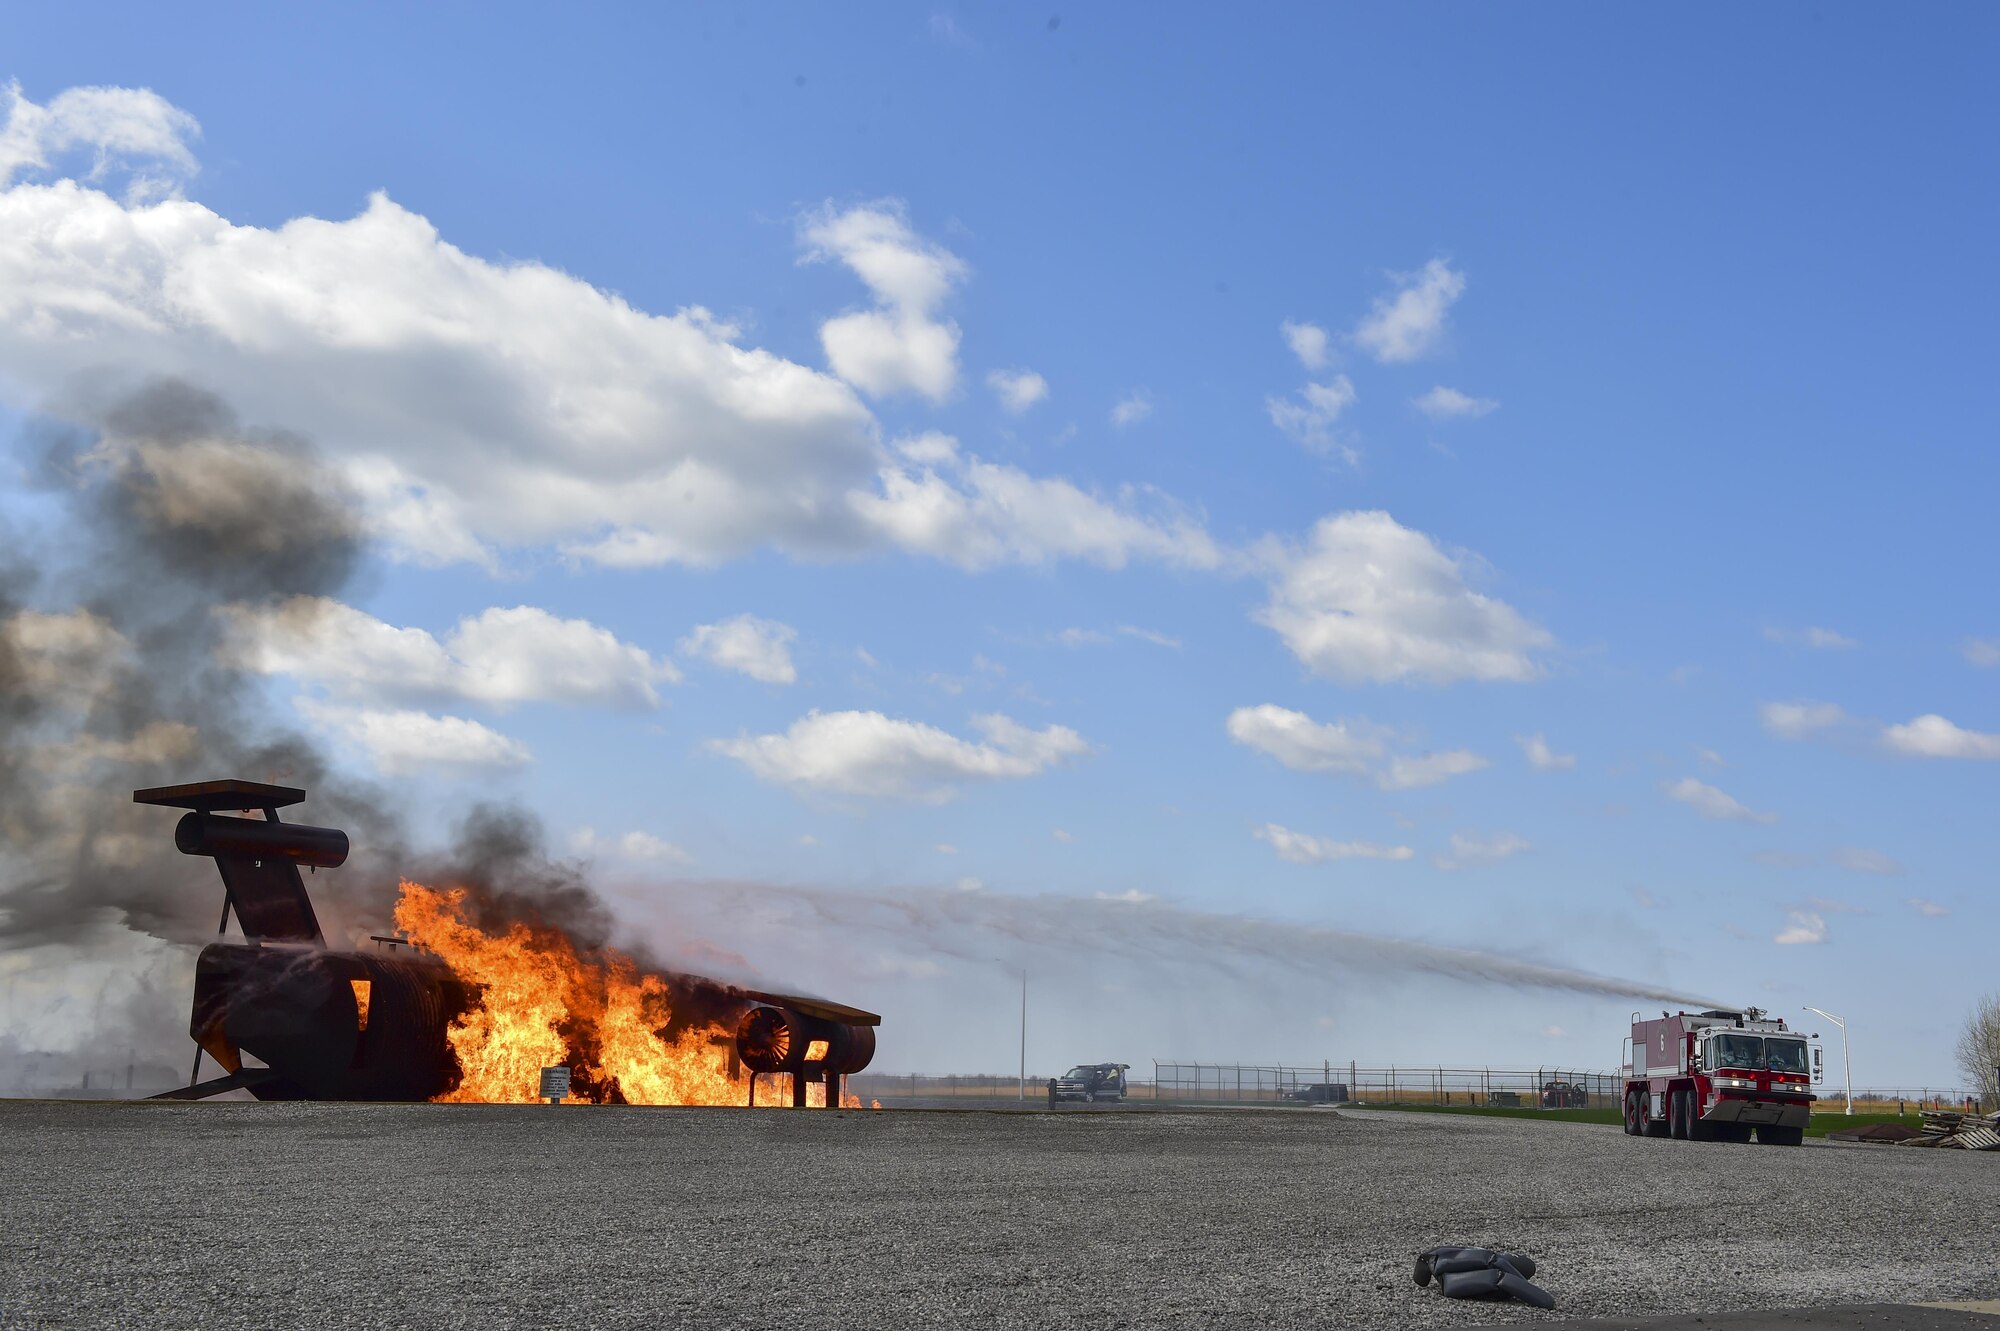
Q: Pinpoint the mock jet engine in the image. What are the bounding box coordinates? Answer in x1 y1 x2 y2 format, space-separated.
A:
735 996 878 1108
141 779 878 1105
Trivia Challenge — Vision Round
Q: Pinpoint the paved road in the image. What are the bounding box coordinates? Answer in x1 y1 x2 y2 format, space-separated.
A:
2 1101 1994 1330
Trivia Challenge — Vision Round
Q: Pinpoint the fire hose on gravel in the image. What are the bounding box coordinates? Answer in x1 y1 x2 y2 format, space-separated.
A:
1413 1246 1557 1310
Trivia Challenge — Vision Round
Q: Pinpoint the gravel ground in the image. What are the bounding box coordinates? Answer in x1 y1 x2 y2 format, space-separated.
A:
2 1101 1996 1331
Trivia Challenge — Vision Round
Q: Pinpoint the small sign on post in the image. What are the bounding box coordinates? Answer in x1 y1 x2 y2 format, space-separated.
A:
538 1066 571 1105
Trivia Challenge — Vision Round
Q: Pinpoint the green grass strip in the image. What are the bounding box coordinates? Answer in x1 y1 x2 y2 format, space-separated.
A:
1342 1102 1929 1138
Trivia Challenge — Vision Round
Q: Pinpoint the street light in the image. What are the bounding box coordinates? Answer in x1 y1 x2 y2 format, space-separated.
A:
1803 1006 1851 1116
1019 969 1026 1101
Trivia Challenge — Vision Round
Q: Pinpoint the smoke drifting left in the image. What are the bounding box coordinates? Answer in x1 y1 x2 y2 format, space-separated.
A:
0 378 604 1055
2 377 387 946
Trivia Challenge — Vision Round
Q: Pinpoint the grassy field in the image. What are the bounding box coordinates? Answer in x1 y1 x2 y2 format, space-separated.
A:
1343 1102 1930 1139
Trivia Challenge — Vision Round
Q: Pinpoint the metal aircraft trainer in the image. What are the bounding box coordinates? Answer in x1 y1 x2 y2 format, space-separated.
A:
139 779 878 1106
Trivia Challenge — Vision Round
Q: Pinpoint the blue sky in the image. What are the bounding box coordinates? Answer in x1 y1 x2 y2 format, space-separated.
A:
1 5 1995 1086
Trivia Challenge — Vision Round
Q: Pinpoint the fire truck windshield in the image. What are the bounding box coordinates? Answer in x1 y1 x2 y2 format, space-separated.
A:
1765 1039 1809 1073
1710 1033 1810 1072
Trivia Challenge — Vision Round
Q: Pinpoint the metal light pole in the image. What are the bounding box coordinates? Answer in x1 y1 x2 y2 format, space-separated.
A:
1018 970 1027 1100
1804 1006 1851 1115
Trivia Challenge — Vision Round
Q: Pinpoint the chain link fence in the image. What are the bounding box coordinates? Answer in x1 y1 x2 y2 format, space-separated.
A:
1151 1062 1622 1108
850 1072 1058 1102
851 1066 1984 1112
1812 1087 1987 1114
852 1063 1623 1108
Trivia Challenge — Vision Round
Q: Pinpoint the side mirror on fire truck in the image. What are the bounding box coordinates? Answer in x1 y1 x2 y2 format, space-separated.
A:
1813 1047 1824 1083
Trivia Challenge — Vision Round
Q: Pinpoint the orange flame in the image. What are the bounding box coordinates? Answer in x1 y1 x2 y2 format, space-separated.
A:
393 879 862 1108
349 979 371 1032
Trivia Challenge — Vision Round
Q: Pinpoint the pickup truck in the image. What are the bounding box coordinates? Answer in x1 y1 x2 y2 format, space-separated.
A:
1049 1063 1129 1102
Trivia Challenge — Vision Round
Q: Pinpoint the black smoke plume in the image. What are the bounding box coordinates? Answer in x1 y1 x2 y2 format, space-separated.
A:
0 378 405 947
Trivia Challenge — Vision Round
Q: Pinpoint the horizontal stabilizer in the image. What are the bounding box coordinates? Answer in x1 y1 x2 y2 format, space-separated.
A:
134 780 305 813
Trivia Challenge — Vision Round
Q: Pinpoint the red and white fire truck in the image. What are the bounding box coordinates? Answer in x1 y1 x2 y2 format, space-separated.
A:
1622 1008 1822 1145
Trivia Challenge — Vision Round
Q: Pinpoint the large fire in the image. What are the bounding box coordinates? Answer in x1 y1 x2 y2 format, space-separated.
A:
393 879 858 1107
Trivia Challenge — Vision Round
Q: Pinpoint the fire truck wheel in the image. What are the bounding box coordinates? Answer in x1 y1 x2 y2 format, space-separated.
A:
1643 1095 1669 1137
1622 1090 1640 1135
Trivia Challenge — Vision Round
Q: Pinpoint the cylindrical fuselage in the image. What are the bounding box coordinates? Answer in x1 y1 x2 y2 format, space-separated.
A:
175 813 350 868
193 943 466 1101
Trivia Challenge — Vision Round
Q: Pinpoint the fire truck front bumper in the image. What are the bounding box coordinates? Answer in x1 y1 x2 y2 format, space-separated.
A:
1703 1093 1813 1129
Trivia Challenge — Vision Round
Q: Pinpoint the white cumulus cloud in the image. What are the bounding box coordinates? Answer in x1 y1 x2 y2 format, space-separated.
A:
1226 705 1384 775
986 368 1048 413
1773 910 1826 946
1227 704 1485 791
1253 823 1413 865
572 827 693 864
298 701 531 774
1267 375 1357 454
218 597 678 709
853 433 1220 571
1763 625 1856 650
802 201 965 401
1759 700 1848 740
1963 638 2000 668
1110 392 1152 427
0 92 1224 580
1413 386 1497 420
1435 831 1531 871
1830 848 1902 875
1517 733 1575 770
619 831 690 863
1378 750 1489 791
1353 258 1465 363
0 80 199 200
1882 714 2000 759
680 614 798 685
1121 625 1180 649
1254 511 1552 684
708 709 1090 802
1279 319 1331 371
1666 777 1777 825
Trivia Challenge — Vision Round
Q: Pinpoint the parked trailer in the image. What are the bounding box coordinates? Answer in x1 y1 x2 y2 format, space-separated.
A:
1622 1008 1823 1145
